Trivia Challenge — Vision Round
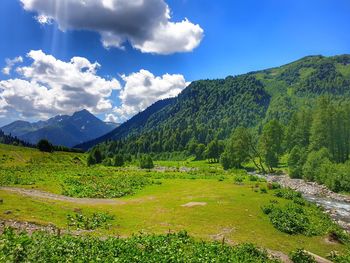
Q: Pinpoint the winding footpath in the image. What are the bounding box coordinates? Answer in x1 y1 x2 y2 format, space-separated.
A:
0 186 155 205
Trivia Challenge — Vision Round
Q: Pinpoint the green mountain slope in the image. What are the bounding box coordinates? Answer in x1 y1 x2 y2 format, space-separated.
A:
77 54 350 152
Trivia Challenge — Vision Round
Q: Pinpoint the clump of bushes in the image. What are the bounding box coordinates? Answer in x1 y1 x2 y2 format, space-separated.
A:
262 203 309 235
62 174 152 198
290 249 316 263
262 189 349 238
37 139 54 153
233 175 244 184
274 188 306 206
67 212 114 230
0 229 280 262
274 188 302 200
139 155 154 169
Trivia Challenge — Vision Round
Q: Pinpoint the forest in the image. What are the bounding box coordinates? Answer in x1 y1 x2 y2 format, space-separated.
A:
86 55 350 193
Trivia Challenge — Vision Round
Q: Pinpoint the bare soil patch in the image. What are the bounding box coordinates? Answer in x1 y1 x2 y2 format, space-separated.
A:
181 202 207 207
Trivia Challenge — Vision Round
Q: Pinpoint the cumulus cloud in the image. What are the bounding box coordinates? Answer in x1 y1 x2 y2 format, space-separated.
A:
2 56 23 75
20 0 204 54
107 69 189 122
0 50 120 118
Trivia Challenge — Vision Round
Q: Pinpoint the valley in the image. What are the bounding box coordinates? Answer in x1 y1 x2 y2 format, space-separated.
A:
0 144 349 262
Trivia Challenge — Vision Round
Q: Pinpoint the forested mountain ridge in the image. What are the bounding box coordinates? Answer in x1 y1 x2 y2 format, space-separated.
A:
75 98 175 150
77 54 350 152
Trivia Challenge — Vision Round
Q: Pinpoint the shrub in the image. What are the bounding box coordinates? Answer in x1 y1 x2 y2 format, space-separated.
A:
114 154 124 167
139 155 154 169
264 203 309 234
290 249 316 263
260 186 268 194
233 175 244 184
87 148 103 166
37 139 54 153
302 148 330 181
67 212 114 230
275 188 302 200
0 229 280 262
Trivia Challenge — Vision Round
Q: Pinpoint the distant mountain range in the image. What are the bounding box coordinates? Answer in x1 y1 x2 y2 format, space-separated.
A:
76 54 350 151
1 110 119 147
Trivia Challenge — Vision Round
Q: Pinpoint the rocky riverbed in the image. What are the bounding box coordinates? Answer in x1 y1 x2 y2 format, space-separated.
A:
249 172 350 232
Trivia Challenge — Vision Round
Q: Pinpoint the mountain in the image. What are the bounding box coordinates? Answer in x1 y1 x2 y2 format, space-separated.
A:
75 98 174 150
1 110 115 147
76 54 350 152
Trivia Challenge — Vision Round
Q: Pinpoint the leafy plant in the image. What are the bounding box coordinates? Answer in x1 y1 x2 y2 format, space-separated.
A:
67 212 114 230
290 249 316 263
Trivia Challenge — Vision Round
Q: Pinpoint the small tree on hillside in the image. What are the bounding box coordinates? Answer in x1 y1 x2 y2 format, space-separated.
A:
114 154 124 167
37 139 54 153
139 155 154 169
205 139 224 163
87 148 102 166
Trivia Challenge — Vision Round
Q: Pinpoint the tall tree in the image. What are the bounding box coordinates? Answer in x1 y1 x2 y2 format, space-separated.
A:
221 127 266 172
205 139 224 163
259 120 284 172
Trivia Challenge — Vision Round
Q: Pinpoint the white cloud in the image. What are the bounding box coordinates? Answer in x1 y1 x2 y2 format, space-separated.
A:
20 0 204 54
0 50 120 118
2 56 23 75
105 113 117 123
107 69 189 122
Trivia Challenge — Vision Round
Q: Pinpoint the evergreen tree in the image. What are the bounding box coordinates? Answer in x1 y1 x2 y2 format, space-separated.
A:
114 154 124 167
37 139 54 153
87 148 102 166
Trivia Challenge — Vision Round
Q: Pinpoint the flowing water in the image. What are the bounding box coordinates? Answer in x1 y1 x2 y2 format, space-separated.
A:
248 172 350 231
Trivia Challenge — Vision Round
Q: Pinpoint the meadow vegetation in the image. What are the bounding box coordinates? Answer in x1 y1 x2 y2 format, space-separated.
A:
1 143 350 261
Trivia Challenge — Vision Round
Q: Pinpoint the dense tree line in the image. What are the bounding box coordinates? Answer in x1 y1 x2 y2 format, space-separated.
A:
0 130 33 147
222 97 350 192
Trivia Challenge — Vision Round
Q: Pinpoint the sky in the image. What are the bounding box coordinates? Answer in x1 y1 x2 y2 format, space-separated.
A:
0 0 350 127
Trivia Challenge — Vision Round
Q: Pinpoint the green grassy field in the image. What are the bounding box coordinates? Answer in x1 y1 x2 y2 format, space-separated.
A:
0 144 348 258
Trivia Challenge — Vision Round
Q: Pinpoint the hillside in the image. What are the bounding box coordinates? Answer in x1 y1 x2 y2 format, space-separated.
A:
2 110 115 147
76 54 350 152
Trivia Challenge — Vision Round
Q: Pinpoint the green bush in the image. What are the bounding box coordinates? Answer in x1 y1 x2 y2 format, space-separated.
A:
275 188 302 200
113 154 124 167
62 174 152 198
0 229 280 263
139 155 154 169
67 212 114 230
302 148 330 181
267 203 309 234
37 139 54 153
290 249 316 263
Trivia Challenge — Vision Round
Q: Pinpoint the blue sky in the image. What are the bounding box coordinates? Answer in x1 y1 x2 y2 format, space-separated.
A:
0 0 350 126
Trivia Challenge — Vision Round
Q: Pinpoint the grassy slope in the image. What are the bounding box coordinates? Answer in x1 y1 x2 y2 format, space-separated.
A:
0 144 346 256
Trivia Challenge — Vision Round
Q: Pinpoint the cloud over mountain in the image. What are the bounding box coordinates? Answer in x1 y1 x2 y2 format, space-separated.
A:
110 69 189 122
0 51 188 123
20 0 204 54
0 50 120 118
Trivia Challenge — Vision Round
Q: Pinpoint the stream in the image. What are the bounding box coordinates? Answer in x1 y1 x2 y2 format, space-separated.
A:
248 172 350 232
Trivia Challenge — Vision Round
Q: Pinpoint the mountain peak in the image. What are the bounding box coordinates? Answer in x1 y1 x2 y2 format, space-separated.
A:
72 109 93 117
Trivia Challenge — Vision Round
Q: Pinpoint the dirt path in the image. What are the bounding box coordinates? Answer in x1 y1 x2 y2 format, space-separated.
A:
0 186 149 205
